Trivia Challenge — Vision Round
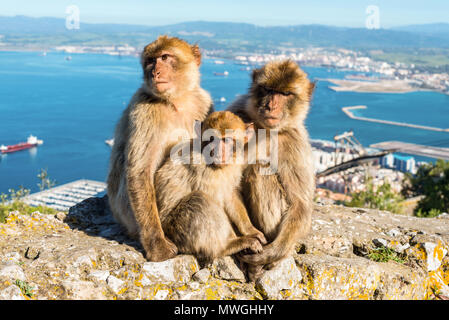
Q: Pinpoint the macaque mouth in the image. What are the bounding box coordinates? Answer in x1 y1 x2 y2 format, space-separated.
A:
263 115 281 122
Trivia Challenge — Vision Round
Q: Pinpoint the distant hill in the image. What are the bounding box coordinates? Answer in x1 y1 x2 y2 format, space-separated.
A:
0 16 448 50
392 23 449 36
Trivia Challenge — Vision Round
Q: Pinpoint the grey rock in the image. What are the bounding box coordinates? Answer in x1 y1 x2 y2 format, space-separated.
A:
0 285 25 300
88 270 110 282
255 257 302 299
142 255 199 285
106 275 125 294
211 256 246 282
2 201 449 300
0 263 26 281
153 289 170 300
61 280 104 300
192 268 211 283
372 238 388 247
4 252 21 263
387 229 401 237
55 212 67 221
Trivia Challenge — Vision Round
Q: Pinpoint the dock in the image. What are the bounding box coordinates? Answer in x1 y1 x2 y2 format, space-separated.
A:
370 141 449 160
342 106 449 133
22 179 107 212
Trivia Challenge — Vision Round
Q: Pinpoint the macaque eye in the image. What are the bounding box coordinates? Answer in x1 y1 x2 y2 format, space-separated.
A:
161 54 169 61
281 91 293 97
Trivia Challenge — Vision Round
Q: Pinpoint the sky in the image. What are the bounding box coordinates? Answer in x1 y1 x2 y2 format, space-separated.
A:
0 0 448 27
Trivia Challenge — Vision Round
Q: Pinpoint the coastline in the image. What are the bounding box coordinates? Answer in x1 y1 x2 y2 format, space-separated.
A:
325 78 440 94
342 106 449 133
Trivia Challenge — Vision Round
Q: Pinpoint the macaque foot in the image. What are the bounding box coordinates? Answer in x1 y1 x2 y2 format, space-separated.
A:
249 229 267 245
243 236 263 253
144 236 178 262
247 264 265 282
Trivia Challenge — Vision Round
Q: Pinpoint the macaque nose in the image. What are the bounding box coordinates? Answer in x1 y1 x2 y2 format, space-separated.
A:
153 65 161 77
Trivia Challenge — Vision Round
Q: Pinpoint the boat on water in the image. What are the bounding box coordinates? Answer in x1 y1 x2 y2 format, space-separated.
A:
0 135 44 154
105 139 114 147
214 71 229 76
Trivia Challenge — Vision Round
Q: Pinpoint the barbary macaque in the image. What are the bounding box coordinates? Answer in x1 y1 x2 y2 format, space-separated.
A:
227 60 316 280
154 111 266 263
107 36 213 261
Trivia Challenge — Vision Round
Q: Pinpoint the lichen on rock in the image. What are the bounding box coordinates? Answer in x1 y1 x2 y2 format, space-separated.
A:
0 197 448 300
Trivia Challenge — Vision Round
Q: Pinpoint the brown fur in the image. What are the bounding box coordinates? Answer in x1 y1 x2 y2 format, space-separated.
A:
154 111 266 263
227 60 316 279
107 36 213 261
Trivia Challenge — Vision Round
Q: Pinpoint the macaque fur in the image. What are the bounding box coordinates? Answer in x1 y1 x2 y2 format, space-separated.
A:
228 60 316 277
107 36 213 261
154 111 266 263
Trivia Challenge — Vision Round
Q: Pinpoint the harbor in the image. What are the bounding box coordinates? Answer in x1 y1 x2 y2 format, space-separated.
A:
21 179 106 212
370 141 449 161
342 106 449 132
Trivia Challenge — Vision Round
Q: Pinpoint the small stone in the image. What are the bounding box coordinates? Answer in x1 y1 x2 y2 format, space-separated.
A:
61 280 104 300
211 256 246 282
255 257 302 299
0 263 26 281
140 275 152 287
393 243 410 253
373 238 388 247
142 255 199 284
74 255 93 267
154 289 169 300
55 212 67 221
106 275 125 294
88 270 110 282
387 229 401 237
0 285 25 300
423 242 448 272
4 252 21 263
188 281 201 290
192 268 211 283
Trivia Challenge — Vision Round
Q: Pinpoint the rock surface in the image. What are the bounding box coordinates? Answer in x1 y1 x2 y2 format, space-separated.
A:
0 197 448 300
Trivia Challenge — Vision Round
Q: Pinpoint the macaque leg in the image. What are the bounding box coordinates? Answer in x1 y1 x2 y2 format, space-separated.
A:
221 235 263 257
247 264 265 282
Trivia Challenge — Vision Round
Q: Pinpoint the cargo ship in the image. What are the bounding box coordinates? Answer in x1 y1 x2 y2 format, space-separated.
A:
0 135 44 154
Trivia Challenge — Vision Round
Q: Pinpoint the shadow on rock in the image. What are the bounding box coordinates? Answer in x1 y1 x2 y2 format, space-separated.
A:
65 195 144 255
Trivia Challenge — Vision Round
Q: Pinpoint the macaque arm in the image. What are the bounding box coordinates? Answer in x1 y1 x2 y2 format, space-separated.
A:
126 106 177 260
225 191 267 244
239 145 314 265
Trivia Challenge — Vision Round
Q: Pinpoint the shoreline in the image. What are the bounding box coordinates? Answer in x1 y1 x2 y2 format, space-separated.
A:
342 105 449 133
324 78 447 95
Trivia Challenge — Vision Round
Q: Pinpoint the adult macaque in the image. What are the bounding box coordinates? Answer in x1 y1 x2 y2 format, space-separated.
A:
154 111 266 263
228 60 315 280
107 36 213 261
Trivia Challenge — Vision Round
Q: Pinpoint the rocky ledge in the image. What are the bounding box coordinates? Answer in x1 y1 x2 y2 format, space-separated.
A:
0 196 448 300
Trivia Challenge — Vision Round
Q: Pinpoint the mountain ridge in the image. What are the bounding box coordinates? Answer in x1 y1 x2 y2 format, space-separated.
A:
1 15 448 50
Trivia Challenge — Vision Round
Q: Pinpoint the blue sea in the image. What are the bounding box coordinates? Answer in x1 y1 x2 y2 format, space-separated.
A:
0 51 448 194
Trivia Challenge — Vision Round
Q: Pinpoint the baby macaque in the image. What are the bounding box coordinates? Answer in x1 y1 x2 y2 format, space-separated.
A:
154 111 266 263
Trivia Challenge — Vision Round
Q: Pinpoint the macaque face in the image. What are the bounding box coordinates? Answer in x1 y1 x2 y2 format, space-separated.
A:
205 134 237 167
256 86 292 128
143 50 178 94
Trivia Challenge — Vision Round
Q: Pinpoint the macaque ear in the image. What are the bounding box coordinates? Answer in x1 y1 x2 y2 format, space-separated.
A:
252 69 259 83
191 44 201 66
245 122 255 144
308 81 316 99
